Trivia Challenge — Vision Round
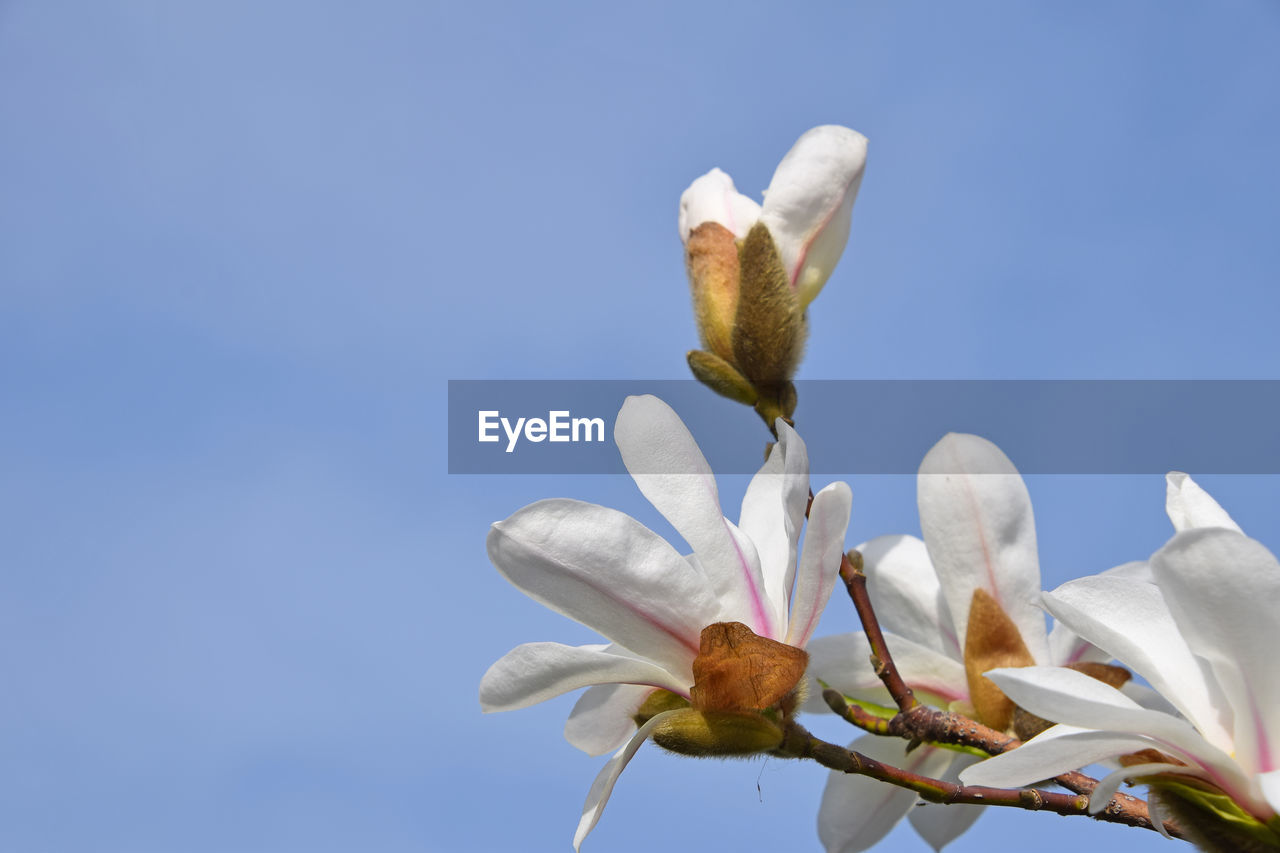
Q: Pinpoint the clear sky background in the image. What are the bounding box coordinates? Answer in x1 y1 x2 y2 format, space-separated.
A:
4 2 1280 852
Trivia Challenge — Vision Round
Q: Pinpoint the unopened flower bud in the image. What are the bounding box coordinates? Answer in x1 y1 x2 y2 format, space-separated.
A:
633 689 692 727
678 127 867 424
651 708 785 757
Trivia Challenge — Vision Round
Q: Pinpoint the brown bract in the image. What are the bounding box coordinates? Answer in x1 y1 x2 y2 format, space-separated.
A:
685 221 741 363
732 222 805 391
963 588 1036 732
690 621 808 713
1065 660 1131 689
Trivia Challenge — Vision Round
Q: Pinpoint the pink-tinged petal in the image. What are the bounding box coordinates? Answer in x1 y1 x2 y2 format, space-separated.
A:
960 725 1170 788
985 666 1247 794
487 498 716 677
785 481 852 647
860 534 956 656
716 519 775 633
818 737 956 853
917 433 1049 663
565 683 654 757
1042 574 1233 751
804 631 968 713
616 395 774 637
1165 472 1242 533
479 642 688 713
760 125 868 308
1153 528 1280 776
574 710 680 851
678 167 762 242
907 752 986 850
737 420 810 632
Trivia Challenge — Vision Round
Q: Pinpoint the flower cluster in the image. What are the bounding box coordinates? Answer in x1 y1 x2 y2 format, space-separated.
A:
476 123 1280 853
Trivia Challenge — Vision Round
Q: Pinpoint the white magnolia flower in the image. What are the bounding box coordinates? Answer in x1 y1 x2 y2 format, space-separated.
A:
960 477 1280 845
479 394 852 850
807 433 1105 852
680 124 868 310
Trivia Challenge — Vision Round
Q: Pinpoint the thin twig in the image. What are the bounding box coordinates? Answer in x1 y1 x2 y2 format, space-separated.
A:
838 550 918 712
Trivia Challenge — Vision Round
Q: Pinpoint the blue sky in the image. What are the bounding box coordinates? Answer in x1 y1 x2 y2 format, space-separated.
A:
4 2 1280 851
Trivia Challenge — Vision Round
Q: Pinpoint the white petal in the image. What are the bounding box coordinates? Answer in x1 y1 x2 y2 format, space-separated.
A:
760 125 868 308
573 710 679 851
738 421 810 632
1101 560 1154 582
818 736 955 853
487 498 716 676
860 534 956 656
1259 769 1280 814
479 642 687 713
564 684 654 757
786 480 853 647
678 167 762 242
1045 559 1151 666
1121 682 1181 716
1041 574 1233 751
985 667 1242 781
803 632 879 712
960 725 1168 788
805 631 968 712
1165 472 1242 533
616 395 775 637
917 433 1049 662
907 751 986 850
1148 789 1174 838
1153 528 1280 775
1089 762 1191 815
1047 619 1108 667
989 668 1258 808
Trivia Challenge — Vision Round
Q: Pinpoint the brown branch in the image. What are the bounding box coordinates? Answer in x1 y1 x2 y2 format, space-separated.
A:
778 721 1181 838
